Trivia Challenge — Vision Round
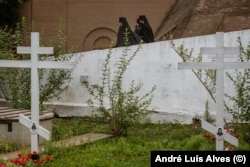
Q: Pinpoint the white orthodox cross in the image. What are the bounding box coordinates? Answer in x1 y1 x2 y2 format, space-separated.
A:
178 32 250 150
0 32 74 153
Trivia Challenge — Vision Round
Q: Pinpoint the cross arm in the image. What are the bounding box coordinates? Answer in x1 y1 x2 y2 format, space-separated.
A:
200 47 240 55
178 62 216 70
19 114 32 129
19 114 51 140
223 62 250 69
0 60 75 69
37 61 75 69
224 133 238 147
202 120 216 135
17 47 54 55
0 60 31 68
202 120 238 147
178 62 250 70
37 125 51 140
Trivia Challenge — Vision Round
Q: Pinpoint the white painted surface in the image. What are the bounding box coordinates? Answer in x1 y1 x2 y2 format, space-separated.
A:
46 29 250 124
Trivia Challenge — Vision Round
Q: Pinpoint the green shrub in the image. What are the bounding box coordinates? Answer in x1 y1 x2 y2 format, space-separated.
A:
0 18 75 111
83 29 156 136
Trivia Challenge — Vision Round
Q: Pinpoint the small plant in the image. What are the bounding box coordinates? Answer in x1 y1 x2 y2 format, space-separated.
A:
0 141 19 154
203 100 214 123
84 29 156 136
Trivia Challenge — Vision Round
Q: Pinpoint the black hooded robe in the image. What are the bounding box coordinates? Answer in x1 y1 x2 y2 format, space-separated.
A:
115 17 140 47
138 15 154 43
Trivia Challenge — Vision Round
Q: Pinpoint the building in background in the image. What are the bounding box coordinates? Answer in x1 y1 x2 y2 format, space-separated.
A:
19 0 175 52
19 0 250 52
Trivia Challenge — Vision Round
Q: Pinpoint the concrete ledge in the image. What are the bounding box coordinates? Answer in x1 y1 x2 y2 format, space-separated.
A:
53 133 113 147
44 102 199 124
0 133 113 160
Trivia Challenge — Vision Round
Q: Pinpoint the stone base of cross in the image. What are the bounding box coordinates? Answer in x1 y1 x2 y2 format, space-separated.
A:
0 32 74 155
178 32 250 150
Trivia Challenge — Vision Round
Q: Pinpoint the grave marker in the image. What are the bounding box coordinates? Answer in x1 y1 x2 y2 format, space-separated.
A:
178 32 250 150
0 32 74 154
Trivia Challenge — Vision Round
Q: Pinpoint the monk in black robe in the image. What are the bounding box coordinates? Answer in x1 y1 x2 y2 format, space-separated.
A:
115 17 140 47
138 15 154 43
134 18 142 39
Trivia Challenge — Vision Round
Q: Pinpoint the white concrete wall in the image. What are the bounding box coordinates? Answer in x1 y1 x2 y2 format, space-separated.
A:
45 30 250 124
